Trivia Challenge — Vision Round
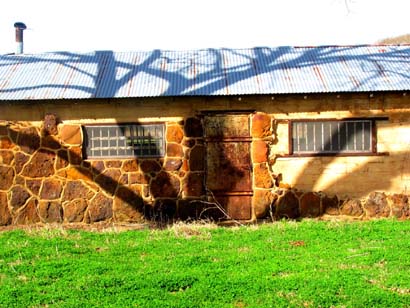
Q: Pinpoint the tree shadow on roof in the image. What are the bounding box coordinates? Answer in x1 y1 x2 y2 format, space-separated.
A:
0 46 409 99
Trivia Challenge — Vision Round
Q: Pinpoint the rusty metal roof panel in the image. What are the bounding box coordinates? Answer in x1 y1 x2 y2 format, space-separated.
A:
224 48 262 95
1 45 410 100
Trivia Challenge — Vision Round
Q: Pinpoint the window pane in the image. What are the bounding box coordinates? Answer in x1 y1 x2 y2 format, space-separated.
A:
338 122 345 151
118 138 127 148
108 127 117 136
330 122 339 151
292 122 299 152
355 122 364 151
101 129 108 137
306 123 315 152
299 123 307 152
314 122 322 152
346 122 356 151
124 126 131 138
323 122 331 151
363 121 371 151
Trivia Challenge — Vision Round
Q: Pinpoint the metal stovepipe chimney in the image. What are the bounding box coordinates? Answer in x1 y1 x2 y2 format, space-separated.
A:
14 22 27 54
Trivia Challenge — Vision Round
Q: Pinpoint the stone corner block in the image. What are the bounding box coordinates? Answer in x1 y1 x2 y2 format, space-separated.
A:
252 140 269 163
184 117 203 138
182 172 205 198
252 189 277 219
166 124 184 143
253 163 274 189
42 113 59 136
166 143 184 158
60 124 82 146
251 112 271 138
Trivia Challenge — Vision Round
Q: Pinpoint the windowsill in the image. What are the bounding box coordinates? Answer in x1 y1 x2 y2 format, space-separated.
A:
278 152 389 158
83 155 164 160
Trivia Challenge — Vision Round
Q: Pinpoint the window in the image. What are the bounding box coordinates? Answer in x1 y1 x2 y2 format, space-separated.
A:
291 119 375 155
83 124 165 158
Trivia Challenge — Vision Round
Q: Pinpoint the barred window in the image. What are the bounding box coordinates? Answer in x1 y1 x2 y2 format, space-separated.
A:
291 120 374 155
83 124 165 158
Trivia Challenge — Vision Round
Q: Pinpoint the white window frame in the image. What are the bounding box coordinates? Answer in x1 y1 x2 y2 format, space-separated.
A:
83 123 165 159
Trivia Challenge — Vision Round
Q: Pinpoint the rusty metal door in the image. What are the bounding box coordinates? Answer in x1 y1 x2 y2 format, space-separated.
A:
204 114 252 220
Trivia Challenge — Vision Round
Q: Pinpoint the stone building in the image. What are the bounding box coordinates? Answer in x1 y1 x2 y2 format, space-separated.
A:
1 46 410 224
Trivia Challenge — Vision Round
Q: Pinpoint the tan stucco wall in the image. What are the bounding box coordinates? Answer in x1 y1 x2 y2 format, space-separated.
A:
268 93 410 198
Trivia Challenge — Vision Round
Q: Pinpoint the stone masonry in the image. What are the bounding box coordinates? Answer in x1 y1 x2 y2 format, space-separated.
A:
1 111 410 226
0 115 208 225
250 112 410 221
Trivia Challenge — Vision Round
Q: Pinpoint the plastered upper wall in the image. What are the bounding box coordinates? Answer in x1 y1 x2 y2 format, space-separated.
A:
3 92 407 123
1 92 409 118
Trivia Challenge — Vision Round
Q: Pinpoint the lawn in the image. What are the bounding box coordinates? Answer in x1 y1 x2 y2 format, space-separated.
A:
0 219 409 307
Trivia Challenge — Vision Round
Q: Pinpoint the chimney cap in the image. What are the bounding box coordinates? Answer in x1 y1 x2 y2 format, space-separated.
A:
14 22 27 30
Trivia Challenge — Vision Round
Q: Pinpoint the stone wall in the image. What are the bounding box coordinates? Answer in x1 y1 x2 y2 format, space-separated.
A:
265 190 409 220
248 110 410 221
0 115 209 225
2 93 410 224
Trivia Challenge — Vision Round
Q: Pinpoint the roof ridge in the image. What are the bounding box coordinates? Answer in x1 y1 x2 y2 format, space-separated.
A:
3 44 410 58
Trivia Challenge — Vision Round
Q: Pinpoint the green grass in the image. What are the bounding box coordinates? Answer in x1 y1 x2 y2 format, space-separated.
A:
0 219 409 307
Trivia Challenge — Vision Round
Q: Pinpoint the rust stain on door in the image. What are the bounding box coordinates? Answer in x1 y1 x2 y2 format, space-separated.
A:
205 114 252 220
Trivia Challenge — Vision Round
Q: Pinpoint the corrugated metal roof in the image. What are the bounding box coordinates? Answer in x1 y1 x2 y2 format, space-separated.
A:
0 45 409 100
